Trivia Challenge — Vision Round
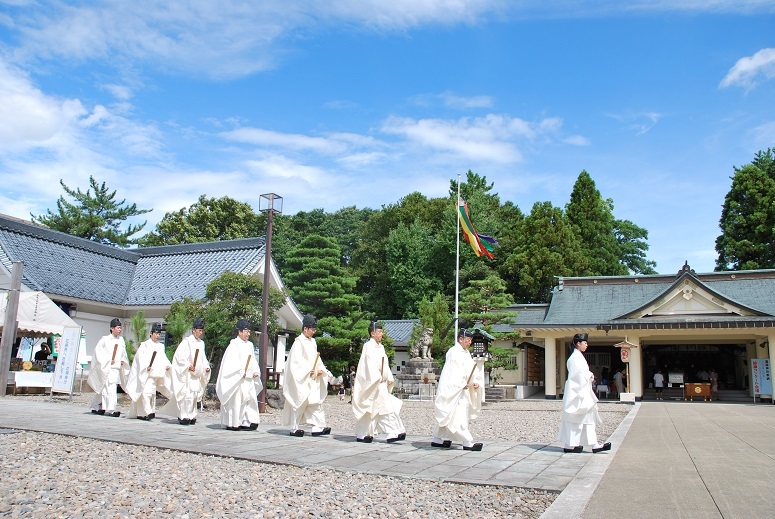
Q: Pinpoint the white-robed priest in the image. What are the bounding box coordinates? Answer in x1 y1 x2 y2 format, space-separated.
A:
159 318 211 425
216 319 262 431
432 328 485 451
282 314 331 437
351 322 406 443
557 333 611 454
126 322 172 420
88 318 130 417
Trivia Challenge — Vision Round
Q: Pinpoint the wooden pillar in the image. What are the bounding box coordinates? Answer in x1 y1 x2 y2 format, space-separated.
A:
0 262 22 397
544 337 557 399
629 336 643 399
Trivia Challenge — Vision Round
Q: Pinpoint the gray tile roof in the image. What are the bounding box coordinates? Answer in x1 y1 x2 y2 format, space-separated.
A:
383 319 418 346
541 267 775 327
0 214 266 306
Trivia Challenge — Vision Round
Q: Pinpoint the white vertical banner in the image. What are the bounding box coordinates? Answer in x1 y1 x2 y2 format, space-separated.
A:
751 358 773 397
52 326 82 394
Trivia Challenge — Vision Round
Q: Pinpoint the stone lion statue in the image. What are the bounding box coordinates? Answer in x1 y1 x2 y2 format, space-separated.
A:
410 327 434 360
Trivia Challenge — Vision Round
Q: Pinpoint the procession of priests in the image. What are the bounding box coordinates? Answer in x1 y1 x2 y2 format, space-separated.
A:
82 313 613 460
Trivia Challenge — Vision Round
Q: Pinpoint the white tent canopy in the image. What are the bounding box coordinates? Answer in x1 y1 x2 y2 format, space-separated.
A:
0 291 79 336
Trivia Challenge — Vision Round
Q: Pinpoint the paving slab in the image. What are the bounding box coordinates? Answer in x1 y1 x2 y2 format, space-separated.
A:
0 398 623 491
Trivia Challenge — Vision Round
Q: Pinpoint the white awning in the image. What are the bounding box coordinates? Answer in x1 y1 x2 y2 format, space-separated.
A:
0 291 79 336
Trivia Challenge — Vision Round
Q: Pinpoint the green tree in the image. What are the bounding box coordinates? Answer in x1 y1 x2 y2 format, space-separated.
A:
502 201 587 303
386 220 444 318
138 195 260 246
31 176 151 247
458 271 520 386
165 271 285 376
566 171 627 276
283 234 364 369
614 219 657 274
409 292 454 362
125 311 149 363
715 149 775 271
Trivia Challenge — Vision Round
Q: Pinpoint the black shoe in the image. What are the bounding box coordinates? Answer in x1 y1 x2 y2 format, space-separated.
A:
386 436 401 443
311 427 331 437
592 442 612 453
356 436 373 443
249 423 259 431
463 443 483 451
110 411 121 418
563 446 584 453
148 413 155 420
290 430 305 437
91 409 99 414
226 426 240 431
398 432 406 441
431 440 452 448
136 416 148 421
189 418 196 425
96 409 105 415
178 418 190 425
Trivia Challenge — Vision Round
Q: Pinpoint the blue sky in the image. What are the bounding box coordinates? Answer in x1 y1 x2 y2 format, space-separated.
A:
1 1 774 274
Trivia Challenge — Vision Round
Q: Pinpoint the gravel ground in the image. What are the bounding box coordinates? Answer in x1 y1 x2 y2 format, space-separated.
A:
0 392 630 518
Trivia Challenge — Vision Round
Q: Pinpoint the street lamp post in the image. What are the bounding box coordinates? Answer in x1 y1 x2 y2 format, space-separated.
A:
258 193 282 413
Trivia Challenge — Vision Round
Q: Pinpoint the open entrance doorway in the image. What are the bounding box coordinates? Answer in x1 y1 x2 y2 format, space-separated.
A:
643 344 745 390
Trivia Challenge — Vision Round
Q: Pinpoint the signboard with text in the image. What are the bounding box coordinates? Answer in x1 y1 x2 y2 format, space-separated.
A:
751 359 772 397
52 326 82 394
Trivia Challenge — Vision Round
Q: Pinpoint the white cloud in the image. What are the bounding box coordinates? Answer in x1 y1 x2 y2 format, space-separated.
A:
244 155 329 187
413 92 494 109
381 114 565 163
606 111 663 135
221 127 349 155
720 48 775 90
564 135 591 146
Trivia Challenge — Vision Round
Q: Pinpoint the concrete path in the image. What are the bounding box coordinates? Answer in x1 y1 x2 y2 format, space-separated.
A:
572 402 775 519
0 398 629 493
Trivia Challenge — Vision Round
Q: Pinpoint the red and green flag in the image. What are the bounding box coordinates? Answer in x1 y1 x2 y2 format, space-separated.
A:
457 201 497 259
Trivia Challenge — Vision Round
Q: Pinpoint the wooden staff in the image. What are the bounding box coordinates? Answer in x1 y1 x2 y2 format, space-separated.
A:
192 348 199 371
111 344 118 364
243 355 251 377
310 352 320 377
148 351 157 371
380 357 385 379
466 363 477 387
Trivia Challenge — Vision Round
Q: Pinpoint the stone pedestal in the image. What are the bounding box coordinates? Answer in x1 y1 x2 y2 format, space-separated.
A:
395 358 441 397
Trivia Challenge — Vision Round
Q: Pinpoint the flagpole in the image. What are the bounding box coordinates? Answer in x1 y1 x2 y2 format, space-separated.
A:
454 173 461 342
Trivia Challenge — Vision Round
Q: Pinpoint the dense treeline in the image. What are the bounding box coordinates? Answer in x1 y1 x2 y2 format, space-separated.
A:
138 169 656 315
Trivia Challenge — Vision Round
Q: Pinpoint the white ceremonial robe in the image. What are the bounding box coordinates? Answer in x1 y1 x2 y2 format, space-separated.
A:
87 334 129 412
159 335 211 420
351 338 405 438
433 343 484 445
558 348 602 448
216 337 262 428
126 339 172 418
282 335 328 430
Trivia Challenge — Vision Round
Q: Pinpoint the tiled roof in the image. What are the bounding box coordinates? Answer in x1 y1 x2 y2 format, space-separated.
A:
383 319 418 346
0 214 266 306
541 267 775 326
124 239 265 305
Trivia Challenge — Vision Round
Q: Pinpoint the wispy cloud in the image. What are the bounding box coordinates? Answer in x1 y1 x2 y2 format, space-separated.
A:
720 48 775 91
606 111 663 135
413 92 494 110
751 120 775 148
381 114 565 163
8 1 774 82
